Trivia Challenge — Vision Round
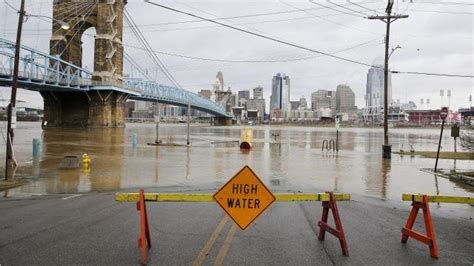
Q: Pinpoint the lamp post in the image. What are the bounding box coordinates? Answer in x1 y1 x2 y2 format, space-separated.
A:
26 14 70 30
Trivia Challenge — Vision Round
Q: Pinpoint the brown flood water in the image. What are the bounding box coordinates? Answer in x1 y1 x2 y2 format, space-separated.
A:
1 122 473 205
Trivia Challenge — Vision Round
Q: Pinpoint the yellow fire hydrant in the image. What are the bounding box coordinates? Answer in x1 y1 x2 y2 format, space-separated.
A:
82 153 90 169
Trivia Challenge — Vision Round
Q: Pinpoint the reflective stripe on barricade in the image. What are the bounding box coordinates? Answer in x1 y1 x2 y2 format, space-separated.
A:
115 192 351 202
116 191 351 263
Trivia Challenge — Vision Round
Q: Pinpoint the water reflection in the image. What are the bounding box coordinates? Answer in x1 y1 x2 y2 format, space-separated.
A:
1 123 472 202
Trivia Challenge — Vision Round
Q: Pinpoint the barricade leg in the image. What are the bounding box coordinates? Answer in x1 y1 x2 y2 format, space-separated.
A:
317 192 349 256
137 189 152 263
401 195 438 259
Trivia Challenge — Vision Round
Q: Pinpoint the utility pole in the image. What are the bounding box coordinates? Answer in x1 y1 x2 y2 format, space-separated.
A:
368 0 408 159
4 0 26 180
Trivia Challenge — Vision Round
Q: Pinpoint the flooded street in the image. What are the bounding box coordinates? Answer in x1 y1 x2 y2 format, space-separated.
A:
1 122 473 203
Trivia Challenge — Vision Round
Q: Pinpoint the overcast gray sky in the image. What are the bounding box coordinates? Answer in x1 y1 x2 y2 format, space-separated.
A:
0 0 473 111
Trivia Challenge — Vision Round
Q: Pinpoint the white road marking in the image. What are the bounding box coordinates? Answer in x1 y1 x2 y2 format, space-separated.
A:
62 194 82 200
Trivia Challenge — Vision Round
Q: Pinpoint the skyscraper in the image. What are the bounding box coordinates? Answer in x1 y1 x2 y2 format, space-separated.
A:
246 98 265 122
270 73 290 113
311 90 336 112
238 90 250 106
216 71 224 91
336 84 356 113
366 61 392 115
253 86 263 99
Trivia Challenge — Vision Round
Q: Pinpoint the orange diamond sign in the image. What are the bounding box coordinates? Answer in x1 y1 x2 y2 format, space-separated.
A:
213 165 275 230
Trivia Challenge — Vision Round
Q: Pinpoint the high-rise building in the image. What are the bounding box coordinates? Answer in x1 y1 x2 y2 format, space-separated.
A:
366 61 392 114
270 73 290 112
336 84 356 113
253 86 263 99
215 71 224 91
229 94 237 107
311 90 336 113
246 98 265 122
238 90 250 106
299 97 308 110
290 101 300 110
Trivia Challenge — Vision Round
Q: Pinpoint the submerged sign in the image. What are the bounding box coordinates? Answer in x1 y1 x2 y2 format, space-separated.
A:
213 165 275 230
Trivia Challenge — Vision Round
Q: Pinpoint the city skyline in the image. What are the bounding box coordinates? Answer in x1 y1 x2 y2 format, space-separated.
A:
1 1 472 111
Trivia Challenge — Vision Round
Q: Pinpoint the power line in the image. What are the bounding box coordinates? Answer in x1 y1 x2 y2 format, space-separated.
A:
406 8 473 15
127 1 378 28
326 0 370 17
347 1 380 14
308 0 366 18
144 0 474 79
124 52 154 80
391 71 473 78
280 0 384 36
124 9 183 88
144 0 373 68
2 0 17 11
123 36 381 63
412 1 474 6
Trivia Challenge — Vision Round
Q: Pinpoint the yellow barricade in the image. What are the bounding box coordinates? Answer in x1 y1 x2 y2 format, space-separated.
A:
402 194 474 204
115 192 351 203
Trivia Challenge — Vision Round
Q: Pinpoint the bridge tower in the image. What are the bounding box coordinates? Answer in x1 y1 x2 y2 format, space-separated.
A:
42 0 127 128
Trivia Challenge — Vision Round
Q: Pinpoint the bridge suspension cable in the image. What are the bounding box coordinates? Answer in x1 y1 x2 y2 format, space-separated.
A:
124 52 154 80
144 0 474 79
49 1 98 54
58 2 98 57
124 9 183 89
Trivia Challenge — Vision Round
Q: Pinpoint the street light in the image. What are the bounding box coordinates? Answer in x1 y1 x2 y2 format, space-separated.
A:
26 14 70 30
389 45 401 59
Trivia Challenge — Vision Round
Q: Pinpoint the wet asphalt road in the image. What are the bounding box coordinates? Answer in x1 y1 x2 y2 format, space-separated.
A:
0 191 473 265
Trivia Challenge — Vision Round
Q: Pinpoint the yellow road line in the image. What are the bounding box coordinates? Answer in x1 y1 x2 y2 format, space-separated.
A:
214 224 238 266
192 216 229 266
402 194 474 204
115 193 351 202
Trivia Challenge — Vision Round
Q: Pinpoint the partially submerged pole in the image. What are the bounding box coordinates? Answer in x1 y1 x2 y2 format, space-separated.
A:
155 102 160 144
187 101 190 145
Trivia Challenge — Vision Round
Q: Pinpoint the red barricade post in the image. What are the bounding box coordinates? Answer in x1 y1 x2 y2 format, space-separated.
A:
137 189 152 263
401 195 438 259
318 192 349 256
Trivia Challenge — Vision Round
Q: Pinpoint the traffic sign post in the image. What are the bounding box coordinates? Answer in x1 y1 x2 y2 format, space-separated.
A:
213 165 275 230
434 107 449 172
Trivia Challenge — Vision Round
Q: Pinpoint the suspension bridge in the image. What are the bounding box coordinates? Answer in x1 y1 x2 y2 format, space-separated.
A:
0 0 230 128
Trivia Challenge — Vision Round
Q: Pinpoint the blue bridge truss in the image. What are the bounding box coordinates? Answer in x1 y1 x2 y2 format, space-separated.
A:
0 38 229 117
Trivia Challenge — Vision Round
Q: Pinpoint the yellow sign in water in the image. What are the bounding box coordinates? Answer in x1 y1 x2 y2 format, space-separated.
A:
213 165 275 230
